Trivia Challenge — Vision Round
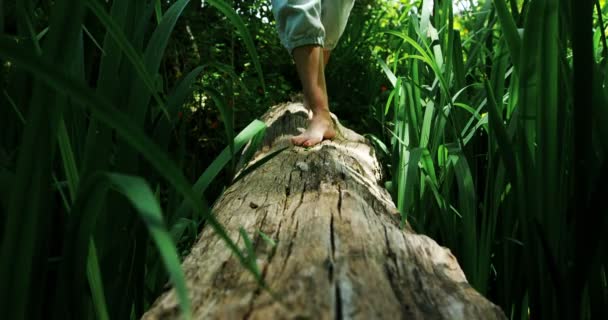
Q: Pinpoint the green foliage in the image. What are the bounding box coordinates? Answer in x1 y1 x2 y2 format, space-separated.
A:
0 0 267 319
367 0 608 319
1 0 607 319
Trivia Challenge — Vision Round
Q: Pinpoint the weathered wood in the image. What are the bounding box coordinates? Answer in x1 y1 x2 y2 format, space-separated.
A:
142 100 506 319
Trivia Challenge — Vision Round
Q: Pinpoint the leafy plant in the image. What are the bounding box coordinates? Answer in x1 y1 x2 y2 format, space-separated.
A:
369 0 608 318
0 0 267 319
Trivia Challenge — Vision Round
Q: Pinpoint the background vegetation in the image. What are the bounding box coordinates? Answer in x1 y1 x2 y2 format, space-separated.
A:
0 0 606 319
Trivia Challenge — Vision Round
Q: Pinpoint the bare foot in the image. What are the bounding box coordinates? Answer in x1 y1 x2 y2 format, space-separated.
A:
291 110 336 147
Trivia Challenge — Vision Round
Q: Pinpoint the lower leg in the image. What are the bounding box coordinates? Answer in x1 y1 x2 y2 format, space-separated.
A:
298 48 331 110
291 45 335 147
294 45 327 112
323 49 331 66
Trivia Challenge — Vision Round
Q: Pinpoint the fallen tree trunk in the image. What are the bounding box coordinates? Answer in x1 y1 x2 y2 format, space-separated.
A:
142 101 506 319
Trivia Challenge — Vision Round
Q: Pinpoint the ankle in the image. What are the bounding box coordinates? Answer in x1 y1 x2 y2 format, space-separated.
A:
311 109 332 121
311 106 330 115
308 97 329 114
303 90 327 110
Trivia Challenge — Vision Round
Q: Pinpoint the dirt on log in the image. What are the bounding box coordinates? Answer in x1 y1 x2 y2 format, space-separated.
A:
142 100 506 320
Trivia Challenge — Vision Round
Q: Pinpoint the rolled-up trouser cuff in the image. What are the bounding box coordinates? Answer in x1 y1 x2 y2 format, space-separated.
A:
284 36 325 54
272 0 354 55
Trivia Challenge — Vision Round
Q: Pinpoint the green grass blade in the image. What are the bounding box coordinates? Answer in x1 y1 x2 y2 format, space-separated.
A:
204 62 252 94
419 0 434 42
154 66 205 148
170 218 197 243
490 40 509 107
127 0 191 127
165 66 204 120
85 0 167 116
0 37 196 211
494 0 522 72
405 82 420 147
403 147 424 224
0 0 86 317
191 119 265 194
82 24 106 55
419 148 438 187
258 230 277 247
52 174 72 213
54 156 109 320
173 119 267 220
462 114 489 146
451 152 478 290
81 0 130 178
0 37 256 292
236 123 268 170
455 102 484 119
35 27 50 42
58 172 191 319
428 25 443 70
375 52 397 87
16 2 42 55
364 134 389 159
54 172 111 319
154 0 163 24
411 57 422 126
386 31 451 102
232 146 289 185
420 101 435 148
143 0 190 84
483 79 518 185
3 90 25 124
107 173 191 320
384 87 396 116
86 241 110 320
94 0 128 95
206 0 266 91
239 227 261 279
205 88 235 173
452 31 466 90
536 0 559 246
57 116 80 201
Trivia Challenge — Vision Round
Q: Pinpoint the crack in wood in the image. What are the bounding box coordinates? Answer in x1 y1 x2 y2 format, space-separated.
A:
252 208 270 249
243 205 284 320
330 200 337 262
291 182 306 220
280 219 298 276
383 225 408 317
334 281 343 320
337 184 343 219
330 204 343 319
285 170 293 198
142 102 507 320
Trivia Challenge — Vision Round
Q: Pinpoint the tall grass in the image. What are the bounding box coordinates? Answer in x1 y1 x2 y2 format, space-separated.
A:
2 1 607 319
0 0 265 319
369 0 608 318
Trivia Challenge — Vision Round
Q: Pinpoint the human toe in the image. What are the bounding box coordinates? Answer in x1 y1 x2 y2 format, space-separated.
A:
302 137 322 147
291 134 308 146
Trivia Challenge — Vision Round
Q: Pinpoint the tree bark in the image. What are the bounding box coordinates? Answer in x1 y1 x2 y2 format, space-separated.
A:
142 100 506 319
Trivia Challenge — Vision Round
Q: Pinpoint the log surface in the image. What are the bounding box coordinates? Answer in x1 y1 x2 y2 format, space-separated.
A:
142 101 506 319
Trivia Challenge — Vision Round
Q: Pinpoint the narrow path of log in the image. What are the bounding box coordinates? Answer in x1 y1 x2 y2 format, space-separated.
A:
142 100 506 319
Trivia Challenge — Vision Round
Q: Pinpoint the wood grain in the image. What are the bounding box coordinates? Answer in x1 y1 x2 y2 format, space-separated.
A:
142 100 506 320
